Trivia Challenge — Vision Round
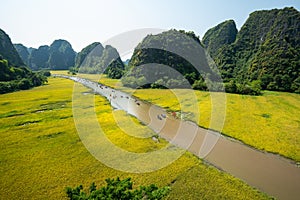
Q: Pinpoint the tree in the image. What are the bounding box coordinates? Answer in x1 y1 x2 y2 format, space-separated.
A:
250 80 262 95
224 80 237 93
18 78 31 90
184 72 197 84
291 77 300 93
0 58 48 94
65 177 170 200
192 79 207 91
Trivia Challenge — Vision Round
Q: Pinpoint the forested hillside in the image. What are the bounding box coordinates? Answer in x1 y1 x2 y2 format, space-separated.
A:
122 29 217 89
14 43 30 66
0 29 24 66
15 40 124 78
202 20 237 59
0 28 48 94
124 7 299 94
29 45 50 70
74 42 102 69
15 40 76 70
205 7 300 93
75 43 125 79
47 39 76 70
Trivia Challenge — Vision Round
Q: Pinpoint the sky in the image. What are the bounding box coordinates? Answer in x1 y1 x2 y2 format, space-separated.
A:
1 0 300 54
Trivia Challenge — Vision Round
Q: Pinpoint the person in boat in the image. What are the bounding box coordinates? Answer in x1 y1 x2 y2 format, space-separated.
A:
157 115 162 120
172 112 176 118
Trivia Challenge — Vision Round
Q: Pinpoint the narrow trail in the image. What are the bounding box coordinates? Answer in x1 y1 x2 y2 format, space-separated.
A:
55 75 300 200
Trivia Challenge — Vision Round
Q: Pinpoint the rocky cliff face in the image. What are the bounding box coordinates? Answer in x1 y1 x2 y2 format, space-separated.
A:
14 43 30 66
202 19 237 58
28 45 50 70
16 39 76 70
47 39 76 70
0 28 24 66
75 42 102 69
203 7 300 92
77 42 124 79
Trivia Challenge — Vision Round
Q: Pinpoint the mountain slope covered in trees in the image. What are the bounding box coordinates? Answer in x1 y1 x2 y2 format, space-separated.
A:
0 28 48 94
47 39 76 70
122 29 218 89
0 29 24 66
124 7 299 94
74 42 102 69
202 20 237 59
14 40 124 78
29 45 50 70
15 40 76 70
14 43 30 66
76 43 125 79
205 7 300 93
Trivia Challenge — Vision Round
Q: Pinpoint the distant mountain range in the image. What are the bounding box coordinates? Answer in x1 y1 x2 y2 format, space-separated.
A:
14 40 76 70
14 40 125 79
2 6 299 94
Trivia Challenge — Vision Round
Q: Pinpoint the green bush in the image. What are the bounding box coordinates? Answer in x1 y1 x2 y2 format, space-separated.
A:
65 177 170 200
236 81 262 96
224 80 237 93
192 79 207 90
18 78 31 90
0 59 48 94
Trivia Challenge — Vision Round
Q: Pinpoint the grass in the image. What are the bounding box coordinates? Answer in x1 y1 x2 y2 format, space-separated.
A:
166 164 269 200
0 77 271 199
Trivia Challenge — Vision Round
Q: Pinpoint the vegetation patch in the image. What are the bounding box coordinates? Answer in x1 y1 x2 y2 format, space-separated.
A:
31 109 48 113
59 115 73 119
0 110 24 118
65 177 170 200
165 164 271 200
0 101 10 106
37 132 65 140
40 100 71 110
261 113 271 118
15 119 42 126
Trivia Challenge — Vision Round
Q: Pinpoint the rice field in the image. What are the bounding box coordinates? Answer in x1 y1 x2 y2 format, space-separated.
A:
0 77 271 199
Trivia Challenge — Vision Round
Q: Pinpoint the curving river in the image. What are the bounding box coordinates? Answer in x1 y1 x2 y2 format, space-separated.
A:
56 75 300 199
